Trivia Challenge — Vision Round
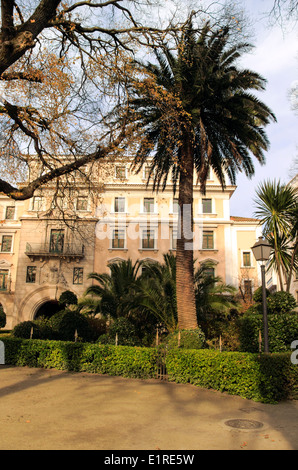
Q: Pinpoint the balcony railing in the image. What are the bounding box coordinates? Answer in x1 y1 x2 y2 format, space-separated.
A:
25 243 85 261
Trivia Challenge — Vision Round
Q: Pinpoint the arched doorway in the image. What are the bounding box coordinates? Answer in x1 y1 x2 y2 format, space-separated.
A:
34 300 60 320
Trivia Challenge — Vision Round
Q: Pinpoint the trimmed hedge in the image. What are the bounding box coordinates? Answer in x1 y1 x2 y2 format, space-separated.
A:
0 336 158 379
166 348 298 403
0 336 297 403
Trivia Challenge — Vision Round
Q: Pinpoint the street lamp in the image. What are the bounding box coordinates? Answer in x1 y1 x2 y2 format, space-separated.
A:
251 236 272 353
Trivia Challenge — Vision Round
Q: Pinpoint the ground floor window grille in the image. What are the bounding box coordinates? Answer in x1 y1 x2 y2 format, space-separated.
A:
73 267 84 284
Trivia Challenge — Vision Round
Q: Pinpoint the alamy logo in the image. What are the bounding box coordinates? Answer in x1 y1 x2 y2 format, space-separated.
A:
291 340 298 365
0 340 4 365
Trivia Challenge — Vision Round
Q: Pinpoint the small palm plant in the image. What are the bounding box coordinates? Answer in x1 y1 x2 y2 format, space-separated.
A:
83 258 142 319
254 179 298 291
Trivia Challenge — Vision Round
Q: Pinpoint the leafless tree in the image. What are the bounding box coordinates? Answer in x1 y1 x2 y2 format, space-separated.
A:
0 0 249 200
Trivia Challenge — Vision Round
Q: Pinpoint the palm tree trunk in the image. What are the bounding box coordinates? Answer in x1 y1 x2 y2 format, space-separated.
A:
274 245 285 291
176 138 198 330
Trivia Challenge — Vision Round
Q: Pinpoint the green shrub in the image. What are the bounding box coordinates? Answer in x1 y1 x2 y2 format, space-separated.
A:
1 335 297 403
247 290 296 317
49 310 94 342
238 313 298 352
33 318 55 340
165 328 205 350
166 348 298 403
12 321 44 339
199 319 240 351
98 318 141 346
0 336 158 378
267 291 297 314
86 317 107 335
58 290 78 307
253 286 270 303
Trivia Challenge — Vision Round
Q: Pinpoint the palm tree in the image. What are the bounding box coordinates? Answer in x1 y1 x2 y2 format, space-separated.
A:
194 263 240 320
254 179 298 291
84 258 142 319
136 253 239 331
137 253 178 332
114 20 276 330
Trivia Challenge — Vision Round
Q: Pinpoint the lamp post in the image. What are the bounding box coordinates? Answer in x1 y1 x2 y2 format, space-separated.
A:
251 236 272 353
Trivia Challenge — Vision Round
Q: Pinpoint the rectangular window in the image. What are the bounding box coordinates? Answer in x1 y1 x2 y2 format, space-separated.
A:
112 229 125 249
244 280 252 300
114 197 125 213
143 198 154 213
76 197 88 211
49 229 64 253
202 231 214 250
142 229 155 249
26 266 36 283
143 166 151 180
243 251 251 267
73 267 84 285
173 198 179 214
1 235 12 252
115 166 126 179
172 229 177 250
5 206 15 220
0 270 9 291
204 266 215 278
32 196 43 211
202 198 212 214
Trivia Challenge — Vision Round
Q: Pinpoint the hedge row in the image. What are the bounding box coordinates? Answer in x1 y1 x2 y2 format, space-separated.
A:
166 349 298 403
1 336 297 403
0 337 158 379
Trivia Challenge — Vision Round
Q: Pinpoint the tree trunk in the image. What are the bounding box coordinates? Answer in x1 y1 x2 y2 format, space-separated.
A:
176 138 198 330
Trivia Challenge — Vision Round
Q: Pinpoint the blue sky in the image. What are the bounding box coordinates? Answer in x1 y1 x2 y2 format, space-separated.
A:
229 0 298 218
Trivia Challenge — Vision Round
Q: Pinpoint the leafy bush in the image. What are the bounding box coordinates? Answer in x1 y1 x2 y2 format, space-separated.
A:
12 321 44 339
166 348 298 403
246 290 297 316
33 317 55 340
165 328 205 350
253 286 270 303
0 336 158 378
267 291 297 314
200 319 240 351
49 310 94 342
11 319 55 340
98 317 141 346
1 335 297 403
85 317 107 338
58 290 78 307
238 313 298 352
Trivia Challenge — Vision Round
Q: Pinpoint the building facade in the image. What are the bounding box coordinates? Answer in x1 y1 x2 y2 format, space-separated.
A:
0 161 262 329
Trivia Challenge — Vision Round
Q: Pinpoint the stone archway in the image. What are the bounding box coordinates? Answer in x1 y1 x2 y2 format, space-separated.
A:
34 300 61 320
17 285 69 323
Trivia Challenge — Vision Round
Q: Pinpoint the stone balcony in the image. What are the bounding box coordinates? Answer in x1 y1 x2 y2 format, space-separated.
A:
25 243 85 262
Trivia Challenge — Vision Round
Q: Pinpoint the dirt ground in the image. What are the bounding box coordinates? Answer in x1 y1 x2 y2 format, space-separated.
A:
0 365 298 451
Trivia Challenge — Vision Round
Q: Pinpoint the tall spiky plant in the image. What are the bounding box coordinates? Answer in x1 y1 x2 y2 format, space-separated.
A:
254 179 298 291
113 19 276 329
